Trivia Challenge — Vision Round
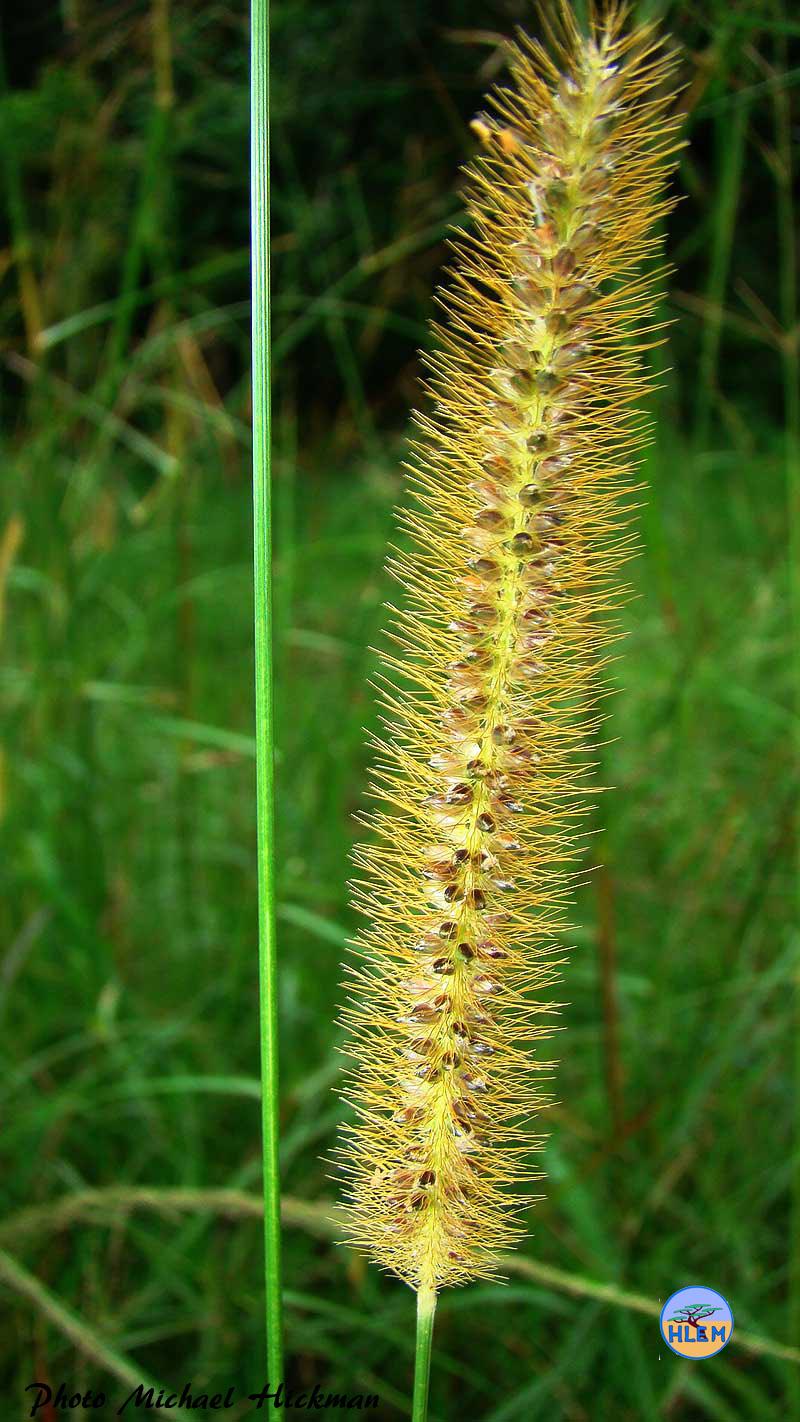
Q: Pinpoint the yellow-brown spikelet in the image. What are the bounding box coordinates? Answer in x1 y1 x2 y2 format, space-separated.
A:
337 4 682 1295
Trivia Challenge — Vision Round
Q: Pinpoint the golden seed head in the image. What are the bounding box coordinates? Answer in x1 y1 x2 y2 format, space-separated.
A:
337 3 682 1293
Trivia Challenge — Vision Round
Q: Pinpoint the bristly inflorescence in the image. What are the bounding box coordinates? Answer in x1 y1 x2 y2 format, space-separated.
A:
337 4 682 1294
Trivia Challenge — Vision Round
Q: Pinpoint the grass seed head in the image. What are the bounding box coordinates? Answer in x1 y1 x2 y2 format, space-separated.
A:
337 3 682 1294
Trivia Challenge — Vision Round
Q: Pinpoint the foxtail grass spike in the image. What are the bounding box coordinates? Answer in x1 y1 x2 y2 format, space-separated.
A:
338 4 681 1303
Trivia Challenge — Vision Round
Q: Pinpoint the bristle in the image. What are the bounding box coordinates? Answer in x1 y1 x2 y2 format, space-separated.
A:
337 7 681 1294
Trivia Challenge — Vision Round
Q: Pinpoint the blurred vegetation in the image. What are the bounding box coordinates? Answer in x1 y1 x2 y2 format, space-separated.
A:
1 0 798 1417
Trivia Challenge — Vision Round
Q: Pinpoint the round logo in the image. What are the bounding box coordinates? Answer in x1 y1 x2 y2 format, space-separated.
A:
660 1287 734 1359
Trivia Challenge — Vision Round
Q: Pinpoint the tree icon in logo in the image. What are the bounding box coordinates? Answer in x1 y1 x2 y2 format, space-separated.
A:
668 1303 719 1330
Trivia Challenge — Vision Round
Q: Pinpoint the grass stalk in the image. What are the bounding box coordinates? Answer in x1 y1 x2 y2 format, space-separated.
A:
412 1287 437 1422
250 0 284 1384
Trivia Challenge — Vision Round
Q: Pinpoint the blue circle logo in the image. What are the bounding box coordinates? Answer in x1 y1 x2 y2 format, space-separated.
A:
660 1287 734 1359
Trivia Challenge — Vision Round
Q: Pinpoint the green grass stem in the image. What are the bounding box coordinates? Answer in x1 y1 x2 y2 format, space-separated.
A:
251 0 284 1385
412 1287 436 1422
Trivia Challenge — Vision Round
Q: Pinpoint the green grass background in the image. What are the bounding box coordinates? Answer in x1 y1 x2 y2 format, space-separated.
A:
1 0 798 1417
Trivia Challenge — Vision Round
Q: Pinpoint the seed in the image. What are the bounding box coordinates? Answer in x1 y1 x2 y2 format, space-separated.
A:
418 1170 436 1187
496 793 524 812
523 603 547 623
538 509 565 530
492 724 516 745
476 812 496 832
458 943 475 959
405 1002 439 1023
393 1104 424 1124
422 855 453 880
480 941 509 960
453 1099 477 1124
571 223 597 254
439 921 458 939
412 933 439 954
510 531 534 553
513 658 543 680
469 558 500 580
538 454 571 476
561 281 595 309
519 484 543 506
469 1040 495 1056
475 508 507 530
432 957 455 975
406 1037 434 1058
466 888 487 910
468 602 498 624
480 450 512 476
534 368 562 395
404 973 440 996
501 338 531 366
553 341 589 368
461 1073 487 1093
511 241 545 272
463 692 488 711
453 1132 477 1155
527 429 553 452
491 400 521 430
393 1168 418 1189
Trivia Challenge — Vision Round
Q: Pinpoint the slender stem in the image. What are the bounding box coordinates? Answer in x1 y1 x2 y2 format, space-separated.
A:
412 1286 437 1422
250 0 283 1385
